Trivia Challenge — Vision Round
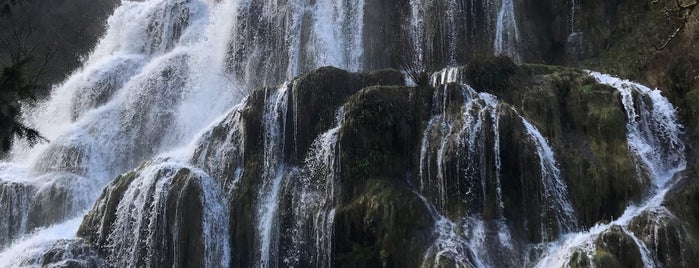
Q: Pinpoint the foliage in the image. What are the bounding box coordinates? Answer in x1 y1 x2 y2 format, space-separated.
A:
0 56 48 153
0 25 51 154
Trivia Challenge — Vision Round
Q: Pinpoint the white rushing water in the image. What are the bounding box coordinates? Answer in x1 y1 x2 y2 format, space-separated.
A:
494 0 520 61
0 216 85 267
257 83 290 268
285 107 344 267
534 72 686 267
520 116 578 238
420 67 577 267
103 159 230 267
0 0 368 265
0 0 689 267
409 0 520 68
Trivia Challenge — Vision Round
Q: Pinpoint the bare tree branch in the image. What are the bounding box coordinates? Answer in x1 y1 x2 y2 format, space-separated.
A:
653 0 698 50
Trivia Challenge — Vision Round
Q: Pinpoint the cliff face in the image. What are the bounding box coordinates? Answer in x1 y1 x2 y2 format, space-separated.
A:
2 0 699 267
71 61 698 267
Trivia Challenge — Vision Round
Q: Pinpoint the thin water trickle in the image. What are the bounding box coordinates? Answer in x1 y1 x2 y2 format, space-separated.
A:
494 0 520 61
257 83 291 268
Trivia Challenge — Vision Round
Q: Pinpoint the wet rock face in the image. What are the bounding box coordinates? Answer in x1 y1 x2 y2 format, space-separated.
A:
288 67 406 164
333 179 434 268
516 71 641 227
340 86 423 200
0 181 30 249
333 85 433 267
77 162 226 267
628 209 699 268
190 66 406 267
461 61 642 227
663 177 699 267
27 239 104 268
594 225 645 268
70 62 695 267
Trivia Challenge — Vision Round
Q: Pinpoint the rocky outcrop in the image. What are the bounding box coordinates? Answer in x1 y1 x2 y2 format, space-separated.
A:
78 161 230 267
0 181 30 249
335 85 433 267
72 61 694 267
449 58 641 227
190 66 406 267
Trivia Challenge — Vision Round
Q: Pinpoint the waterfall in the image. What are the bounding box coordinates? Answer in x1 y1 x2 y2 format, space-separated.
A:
520 117 578 236
409 0 520 66
534 72 686 267
0 179 29 249
494 0 520 61
0 0 366 264
0 217 91 267
420 67 577 266
101 160 230 267
257 83 290 268
190 100 248 192
228 0 365 88
284 107 344 267
0 0 692 267
589 71 685 186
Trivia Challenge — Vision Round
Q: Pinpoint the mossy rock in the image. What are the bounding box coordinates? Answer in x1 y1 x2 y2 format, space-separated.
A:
593 225 644 268
78 163 213 267
340 85 424 202
78 168 140 248
509 70 642 227
496 106 561 243
628 209 699 267
569 249 592 268
461 56 523 99
661 175 699 267
333 179 433 268
288 67 405 164
590 248 623 268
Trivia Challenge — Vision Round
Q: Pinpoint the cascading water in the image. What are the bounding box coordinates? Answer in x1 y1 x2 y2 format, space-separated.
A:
256 83 290 268
95 160 230 267
520 117 578 238
419 68 577 267
494 0 520 61
534 72 686 267
0 179 29 249
408 0 519 68
284 107 344 267
0 0 692 267
227 0 365 88
590 72 685 186
0 0 368 265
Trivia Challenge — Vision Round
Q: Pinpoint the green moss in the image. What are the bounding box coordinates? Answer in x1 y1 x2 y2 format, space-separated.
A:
665 179 699 252
522 63 578 76
593 226 644 268
685 89 699 131
569 250 592 268
462 56 522 98
340 86 421 194
506 70 643 227
290 67 405 163
334 179 433 267
590 249 622 268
